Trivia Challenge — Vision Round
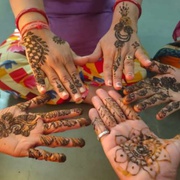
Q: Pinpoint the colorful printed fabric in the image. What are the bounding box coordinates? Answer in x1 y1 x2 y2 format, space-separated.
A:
0 29 147 104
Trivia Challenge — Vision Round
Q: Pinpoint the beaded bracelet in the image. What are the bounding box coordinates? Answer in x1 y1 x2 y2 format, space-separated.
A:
20 21 50 37
113 0 142 18
15 8 49 31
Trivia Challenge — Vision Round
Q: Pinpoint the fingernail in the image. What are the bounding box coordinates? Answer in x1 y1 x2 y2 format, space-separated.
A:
79 87 86 93
116 82 122 88
62 92 69 99
107 80 112 86
74 94 82 102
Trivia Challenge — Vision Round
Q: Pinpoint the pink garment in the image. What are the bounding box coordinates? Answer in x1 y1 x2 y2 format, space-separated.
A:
43 0 115 55
172 21 180 41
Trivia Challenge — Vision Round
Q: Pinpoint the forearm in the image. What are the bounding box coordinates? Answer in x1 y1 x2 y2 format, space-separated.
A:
9 0 47 31
111 0 143 31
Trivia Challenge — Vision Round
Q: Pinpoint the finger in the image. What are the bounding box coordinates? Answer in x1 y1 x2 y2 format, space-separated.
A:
108 90 141 120
112 51 124 90
96 89 126 122
156 101 180 120
44 67 69 100
55 65 82 103
34 69 47 94
123 87 156 104
89 108 109 141
147 60 176 75
38 108 83 122
123 79 150 95
38 135 85 148
134 93 170 112
135 48 152 67
17 93 51 111
91 95 117 128
28 148 66 162
43 118 90 134
84 43 102 63
103 50 114 86
123 54 135 80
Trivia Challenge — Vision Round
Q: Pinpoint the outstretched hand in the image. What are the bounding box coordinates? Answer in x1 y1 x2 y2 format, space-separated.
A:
0 93 90 162
123 61 180 119
89 89 180 180
23 29 88 103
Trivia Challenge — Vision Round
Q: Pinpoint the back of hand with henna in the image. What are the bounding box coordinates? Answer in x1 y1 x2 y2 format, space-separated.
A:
123 61 180 120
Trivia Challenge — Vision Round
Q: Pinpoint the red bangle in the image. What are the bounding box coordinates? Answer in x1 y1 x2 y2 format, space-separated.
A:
113 0 142 18
20 21 49 37
15 8 49 30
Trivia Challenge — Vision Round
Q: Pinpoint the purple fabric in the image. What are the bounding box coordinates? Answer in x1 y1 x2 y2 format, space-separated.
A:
44 0 115 55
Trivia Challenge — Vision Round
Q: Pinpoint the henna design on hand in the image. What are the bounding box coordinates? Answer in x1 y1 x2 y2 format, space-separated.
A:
29 148 66 162
148 61 175 74
23 31 49 85
53 35 65 45
113 3 133 73
114 128 171 179
132 41 140 49
98 105 117 127
0 113 38 138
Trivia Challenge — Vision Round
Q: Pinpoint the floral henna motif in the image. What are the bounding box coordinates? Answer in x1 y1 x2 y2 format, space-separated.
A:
0 113 38 138
114 128 171 179
148 61 175 74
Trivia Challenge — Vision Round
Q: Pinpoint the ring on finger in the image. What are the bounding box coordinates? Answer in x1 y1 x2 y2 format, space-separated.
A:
97 130 110 141
125 55 133 60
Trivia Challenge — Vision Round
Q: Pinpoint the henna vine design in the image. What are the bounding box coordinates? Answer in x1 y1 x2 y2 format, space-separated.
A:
132 41 140 49
23 31 49 84
114 128 171 179
113 3 133 73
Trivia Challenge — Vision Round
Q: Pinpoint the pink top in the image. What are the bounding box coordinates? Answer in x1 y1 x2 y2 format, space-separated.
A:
44 0 115 55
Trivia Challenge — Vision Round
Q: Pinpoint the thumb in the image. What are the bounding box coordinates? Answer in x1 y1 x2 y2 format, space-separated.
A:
76 43 102 64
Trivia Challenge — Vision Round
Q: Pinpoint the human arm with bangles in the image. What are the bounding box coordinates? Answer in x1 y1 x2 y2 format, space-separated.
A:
0 93 90 162
82 0 151 91
9 0 88 103
89 89 180 180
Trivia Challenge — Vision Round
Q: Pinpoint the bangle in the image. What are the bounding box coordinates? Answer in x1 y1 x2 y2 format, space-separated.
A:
20 21 49 37
15 8 49 30
113 0 142 18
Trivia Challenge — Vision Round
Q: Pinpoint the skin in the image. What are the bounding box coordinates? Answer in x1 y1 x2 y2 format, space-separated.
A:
123 61 180 120
89 89 180 180
0 93 90 162
10 0 88 103
82 1 151 90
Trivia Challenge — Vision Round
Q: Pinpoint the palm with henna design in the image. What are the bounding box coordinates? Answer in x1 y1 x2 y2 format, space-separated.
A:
0 93 90 162
123 61 180 120
89 89 180 180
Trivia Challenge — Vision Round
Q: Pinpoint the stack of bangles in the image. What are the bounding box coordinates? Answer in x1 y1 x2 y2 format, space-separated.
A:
15 8 50 37
113 0 142 18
